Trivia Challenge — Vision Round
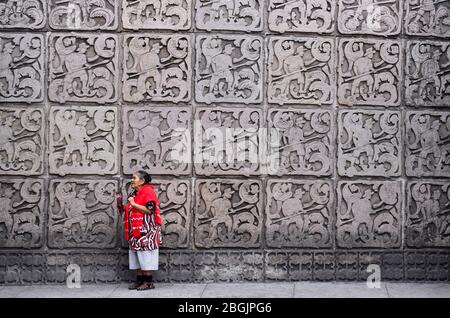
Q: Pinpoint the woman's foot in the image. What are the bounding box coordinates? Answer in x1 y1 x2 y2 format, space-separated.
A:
128 281 141 290
136 282 155 290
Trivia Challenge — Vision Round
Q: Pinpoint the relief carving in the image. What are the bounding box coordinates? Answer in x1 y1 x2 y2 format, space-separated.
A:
406 41 450 107
48 34 118 103
194 179 262 248
195 35 263 104
337 181 402 248
49 106 118 175
267 109 333 176
266 180 333 248
406 0 450 37
48 179 118 248
0 107 43 175
0 33 43 103
268 0 335 34
0 0 46 28
123 34 191 103
405 111 450 177
268 37 335 105
196 0 262 31
0 178 43 248
338 39 402 106
338 110 401 177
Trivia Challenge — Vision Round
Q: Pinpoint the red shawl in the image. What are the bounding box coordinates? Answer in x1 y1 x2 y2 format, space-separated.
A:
123 184 162 240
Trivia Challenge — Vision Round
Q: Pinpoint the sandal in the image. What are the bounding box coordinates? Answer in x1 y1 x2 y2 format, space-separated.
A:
128 281 141 290
136 282 155 291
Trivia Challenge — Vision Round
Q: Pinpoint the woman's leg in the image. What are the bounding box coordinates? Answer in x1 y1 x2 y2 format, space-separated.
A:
137 270 154 290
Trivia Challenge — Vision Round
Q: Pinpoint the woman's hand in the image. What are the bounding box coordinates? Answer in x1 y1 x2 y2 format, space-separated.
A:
128 196 136 207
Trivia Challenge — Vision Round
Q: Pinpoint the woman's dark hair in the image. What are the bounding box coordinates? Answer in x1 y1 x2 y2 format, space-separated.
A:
135 170 152 184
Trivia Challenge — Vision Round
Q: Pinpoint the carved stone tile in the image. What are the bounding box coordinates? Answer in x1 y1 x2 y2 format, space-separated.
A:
169 251 192 282
0 0 46 29
49 0 118 30
338 38 402 106
122 34 192 103
312 251 335 281
336 251 358 281
268 0 335 34
121 179 191 249
122 0 191 30
288 251 313 280
195 0 263 32
49 106 118 176
405 41 450 107
193 251 216 282
405 111 450 177
337 0 403 36
336 180 402 248
194 179 263 248
194 107 262 176
0 178 44 248
48 34 119 104
405 0 450 37
406 181 450 247
48 179 118 248
0 107 44 175
195 34 263 104
267 108 334 176
266 179 334 248
338 109 401 177
0 33 44 103
268 36 335 105
265 251 289 281
122 107 191 175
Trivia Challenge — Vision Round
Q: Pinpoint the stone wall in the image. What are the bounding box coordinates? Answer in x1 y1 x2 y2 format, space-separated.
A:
0 0 450 284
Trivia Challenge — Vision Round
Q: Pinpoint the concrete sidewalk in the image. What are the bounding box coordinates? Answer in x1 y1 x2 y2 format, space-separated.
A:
1 282 450 298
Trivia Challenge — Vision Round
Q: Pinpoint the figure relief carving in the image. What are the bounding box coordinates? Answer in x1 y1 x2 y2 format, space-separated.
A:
0 34 43 103
122 0 191 30
338 110 401 177
195 35 263 104
266 180 333 248
405 111 450 177
268 0 335 34
406 41 450 107
194 179 262 248
338 0 403 35
268 109 333 176
196 0 262 31
49 0 117 29
49 34 118 103
406 0 450 37
194 107 261 176
48 179 118 248
337 181 402 248
49 106 118 175
0 0 46 28
0 107 43 175
406 181 450 247
123 107 191 175
268 37 335 105
0 178 43 248
338 39 402 106
123 35 191 103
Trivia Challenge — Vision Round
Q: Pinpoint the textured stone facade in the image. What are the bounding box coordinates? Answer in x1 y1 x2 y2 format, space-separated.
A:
0 1 449 284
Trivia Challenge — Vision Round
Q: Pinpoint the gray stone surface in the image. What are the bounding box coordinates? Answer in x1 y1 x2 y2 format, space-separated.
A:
267 36 335 105
48 33 119 104
122 34 192 103
1 2 450 285
338 38 402 107
0 107 44 175
49 0 118 30
194 179 263 248
266 179 334 248
0 0 46 29
338 109 401 177
337 0 403 36
195 34 263 104
0 33 44 103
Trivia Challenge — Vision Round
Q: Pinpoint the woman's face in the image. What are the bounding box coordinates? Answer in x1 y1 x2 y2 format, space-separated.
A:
130 174 144 190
